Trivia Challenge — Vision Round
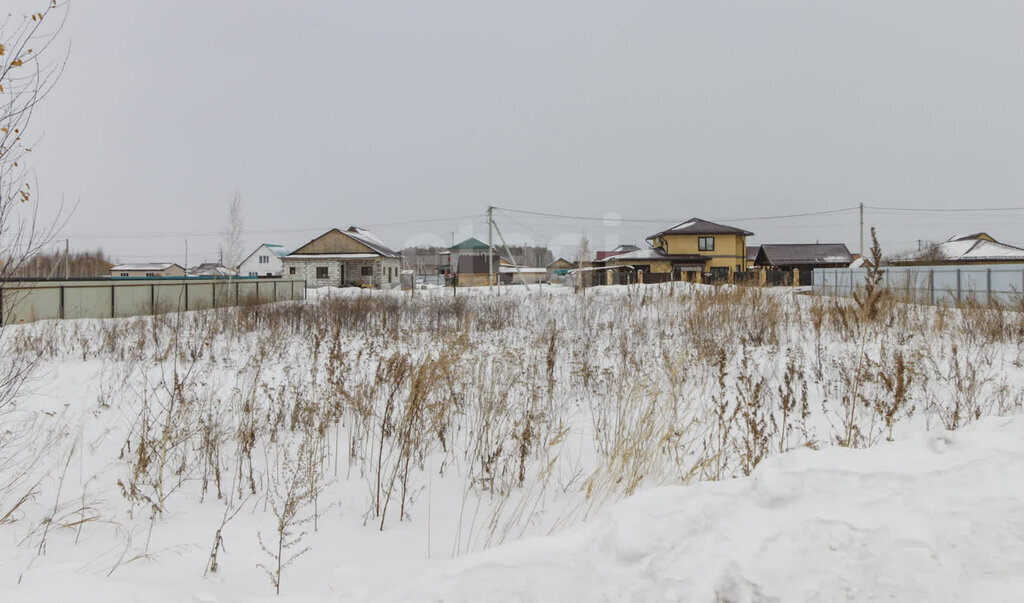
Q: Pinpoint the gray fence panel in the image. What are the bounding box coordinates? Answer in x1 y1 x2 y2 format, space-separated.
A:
213 282 233 307
64 286 113 320
2 279 306 325
814 265 1024 306
237 281 258 304
992 270 1023 305
256 281 273 303
154 283 187 314
187 282 215 311
2 286 60 324
113 284 153 318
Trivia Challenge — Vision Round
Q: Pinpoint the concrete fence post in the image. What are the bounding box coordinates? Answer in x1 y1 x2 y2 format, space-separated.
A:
929 270 935 305
792 268 800 288
987 269 992 305
956 269 962 304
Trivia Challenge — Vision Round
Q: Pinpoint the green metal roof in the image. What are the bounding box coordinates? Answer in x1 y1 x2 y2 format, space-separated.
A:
448 237 489 251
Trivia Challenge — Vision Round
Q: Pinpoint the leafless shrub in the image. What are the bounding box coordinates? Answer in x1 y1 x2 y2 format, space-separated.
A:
258 441 318 595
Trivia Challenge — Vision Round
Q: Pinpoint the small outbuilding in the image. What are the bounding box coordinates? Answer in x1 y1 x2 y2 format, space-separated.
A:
546 258 574 284
110 263 186 278
454 255 499 287
753 243 853 286
753 244 854 271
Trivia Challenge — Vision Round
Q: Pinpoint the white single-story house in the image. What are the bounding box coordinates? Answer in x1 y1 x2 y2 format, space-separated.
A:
238 243 290 277
890 232 1024 266
282 227 402 288
500 265 547 285
110 263 186 278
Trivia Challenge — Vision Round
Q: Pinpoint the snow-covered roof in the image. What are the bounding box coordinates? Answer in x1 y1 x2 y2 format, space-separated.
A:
343 227 400 258
239 244 291 268
902 235 1024 263
264 244 291 257
947 232 991 243
111 263 180 271
289 228 400 259
189 263 234 276
500 266 547 273
608 247 670 261
285 254 381 260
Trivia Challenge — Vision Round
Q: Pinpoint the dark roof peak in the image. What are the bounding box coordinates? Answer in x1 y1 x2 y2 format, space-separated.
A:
650 218 754 238
448 237 490 251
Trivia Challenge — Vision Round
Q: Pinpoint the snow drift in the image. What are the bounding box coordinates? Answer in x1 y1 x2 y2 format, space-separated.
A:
398 416 1024 602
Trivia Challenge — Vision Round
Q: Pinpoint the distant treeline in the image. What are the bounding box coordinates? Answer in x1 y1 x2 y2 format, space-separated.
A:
7 249 114 278
402 245 554 274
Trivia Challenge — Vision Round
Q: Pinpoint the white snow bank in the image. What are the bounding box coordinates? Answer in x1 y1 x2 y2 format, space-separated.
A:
393 416 1024 602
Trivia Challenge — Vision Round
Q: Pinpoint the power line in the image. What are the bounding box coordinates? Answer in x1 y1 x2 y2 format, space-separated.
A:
493 205 859 224
866 205 1024 213
65 214 483 241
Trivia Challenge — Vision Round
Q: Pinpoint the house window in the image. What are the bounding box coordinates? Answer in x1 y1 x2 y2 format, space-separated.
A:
289 267 296 275
249 272 257 277
388 267 393 283
698 237 715 251
316 266 329 279
120 272 129 277
361 266 372 277
259 255 269 264
146 272 156 277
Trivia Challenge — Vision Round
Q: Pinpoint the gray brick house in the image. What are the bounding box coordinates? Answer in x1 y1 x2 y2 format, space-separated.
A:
282 227 402 289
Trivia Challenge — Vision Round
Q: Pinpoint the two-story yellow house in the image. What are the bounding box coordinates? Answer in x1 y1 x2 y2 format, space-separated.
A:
647 218 753 279
602 218 753 282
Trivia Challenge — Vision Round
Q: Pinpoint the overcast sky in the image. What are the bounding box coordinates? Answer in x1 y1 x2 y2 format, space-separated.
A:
12 0 1024 263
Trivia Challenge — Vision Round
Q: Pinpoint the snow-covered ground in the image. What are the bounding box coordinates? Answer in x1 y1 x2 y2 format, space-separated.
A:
1 283 1022 601
399 416 1024 602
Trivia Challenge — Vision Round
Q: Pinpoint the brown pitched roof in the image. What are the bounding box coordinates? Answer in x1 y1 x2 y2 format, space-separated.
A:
290 227 399 258
649 218 754 239
754 243 853 267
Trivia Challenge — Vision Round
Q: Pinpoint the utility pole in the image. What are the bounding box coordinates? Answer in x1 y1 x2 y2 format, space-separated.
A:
859 203 864 257
64 238 69 279
487 206 494 293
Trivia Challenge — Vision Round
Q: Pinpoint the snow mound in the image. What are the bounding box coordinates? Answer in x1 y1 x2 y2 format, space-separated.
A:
394 416 1024 602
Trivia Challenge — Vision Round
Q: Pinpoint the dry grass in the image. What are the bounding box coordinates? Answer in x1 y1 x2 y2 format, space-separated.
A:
2 279 1023 588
